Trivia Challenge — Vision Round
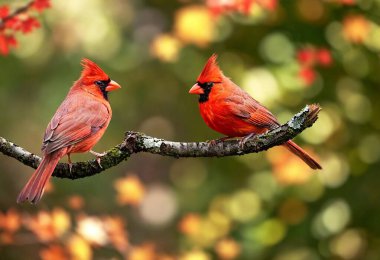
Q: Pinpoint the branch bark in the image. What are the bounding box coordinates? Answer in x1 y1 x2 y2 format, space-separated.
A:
0 104 321 179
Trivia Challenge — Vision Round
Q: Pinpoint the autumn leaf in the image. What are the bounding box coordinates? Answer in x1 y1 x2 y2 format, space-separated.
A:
114 174 145 206
32 0 51 12
343 15 370 43
215 238 241 260
299 67 317 86
0 5 9 19
40 245 68 260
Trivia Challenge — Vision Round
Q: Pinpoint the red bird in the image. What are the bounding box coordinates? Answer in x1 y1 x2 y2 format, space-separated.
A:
189 54 321 170
17 59 121 203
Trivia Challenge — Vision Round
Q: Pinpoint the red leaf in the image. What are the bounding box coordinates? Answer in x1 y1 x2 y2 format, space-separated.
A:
299 67 316 86
316 48 332 66
0 34 9 55
6 35 17 47
20 17 40 34
4 17 21 30
206 0 256 16
32 0 51 12
297 48 316 67
0 5 9 19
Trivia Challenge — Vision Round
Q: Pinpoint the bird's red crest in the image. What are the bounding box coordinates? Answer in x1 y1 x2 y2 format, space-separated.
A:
197 54 224 83
80 58 109 85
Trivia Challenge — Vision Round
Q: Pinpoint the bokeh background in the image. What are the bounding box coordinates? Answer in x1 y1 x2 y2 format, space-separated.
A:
1 0 380 259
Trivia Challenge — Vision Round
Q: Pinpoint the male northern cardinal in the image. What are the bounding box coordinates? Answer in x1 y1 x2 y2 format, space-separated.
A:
189 54 321 170
17 58 121 203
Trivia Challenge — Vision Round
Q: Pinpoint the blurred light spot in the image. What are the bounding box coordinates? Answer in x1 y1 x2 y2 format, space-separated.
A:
67 195 85 210
301 109 335 144
0 209 21 233
133 9 166 44
139 116 175 140
297 0 325 22
358 134 380 164
318 153 349 188
335 77 371 123
343 49 370 78
260 33 295 64
248 171 281 201
215 238 241 260
151 34 182 62
208 210 231 237
241 68 280 107
313 199 351 238
343 92 371 124
77 216 108 245
326 22 349 51
213 16 233 42
170 159 208 190
180 249 211 260
193 216 227 247
267 148 313 185
322 200 351 234
365 22 380 52
139 185 177 226
274 247 319 260
128 243 156 260
336 76 363 101
49 0 122 59
278 198 308 225
343 15 370 44
24 208 71 241
103 216 129 252
175 5 215 47
273 63 305 92
227 189 261 222
295 176 324 202
67 234 92 260
254 219 286 245
40 245 67 260
14 29 47 59
114 174 145 206
330 229 367 260
178 213 201 236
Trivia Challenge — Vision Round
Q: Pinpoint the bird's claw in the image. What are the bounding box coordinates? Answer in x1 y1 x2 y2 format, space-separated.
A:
90 150 106 168
239 133 256 150
67 154 73 173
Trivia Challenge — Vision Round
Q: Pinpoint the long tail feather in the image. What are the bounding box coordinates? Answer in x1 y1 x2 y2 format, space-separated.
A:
283 140 322 170
17 154 61 204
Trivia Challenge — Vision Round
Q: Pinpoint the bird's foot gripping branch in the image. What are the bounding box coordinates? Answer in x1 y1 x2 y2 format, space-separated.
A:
0 103 321 179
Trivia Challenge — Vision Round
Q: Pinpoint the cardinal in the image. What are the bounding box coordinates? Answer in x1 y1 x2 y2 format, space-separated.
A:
189 54 321 170
17 58 121 203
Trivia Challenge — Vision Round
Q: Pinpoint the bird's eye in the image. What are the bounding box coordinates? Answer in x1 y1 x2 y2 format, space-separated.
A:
206 82 214 88
95 80 107 87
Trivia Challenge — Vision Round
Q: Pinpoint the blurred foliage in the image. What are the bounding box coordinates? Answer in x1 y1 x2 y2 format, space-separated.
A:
1 0 380 259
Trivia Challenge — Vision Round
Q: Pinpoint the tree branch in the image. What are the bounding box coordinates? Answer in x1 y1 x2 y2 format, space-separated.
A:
0 104 321 179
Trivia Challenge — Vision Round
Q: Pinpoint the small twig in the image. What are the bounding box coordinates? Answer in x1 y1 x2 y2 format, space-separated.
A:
0 104 321 179
0 1 34 29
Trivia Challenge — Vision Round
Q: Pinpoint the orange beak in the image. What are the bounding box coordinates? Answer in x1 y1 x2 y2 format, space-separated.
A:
189 83 204 95
106 80 121 92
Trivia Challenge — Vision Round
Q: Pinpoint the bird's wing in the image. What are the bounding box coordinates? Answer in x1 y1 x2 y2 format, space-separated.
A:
224 91 280 129
42 94 110 154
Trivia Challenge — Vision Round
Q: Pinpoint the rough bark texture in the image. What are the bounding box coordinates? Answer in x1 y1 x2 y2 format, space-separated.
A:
0 104 321 179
